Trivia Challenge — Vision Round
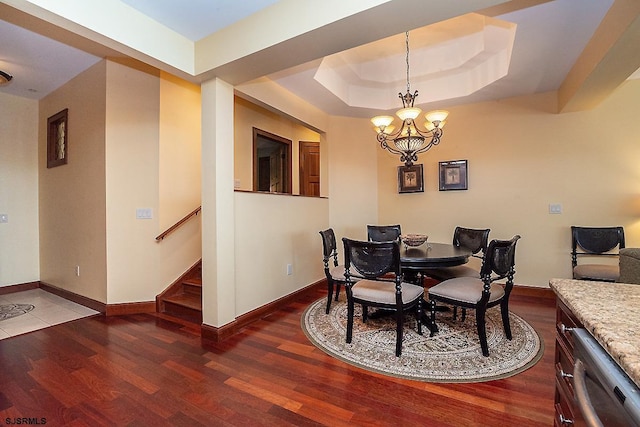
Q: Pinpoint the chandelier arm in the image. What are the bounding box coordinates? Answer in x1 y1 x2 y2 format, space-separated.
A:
414 141 436 156
412 129 441 139
413 133 443 155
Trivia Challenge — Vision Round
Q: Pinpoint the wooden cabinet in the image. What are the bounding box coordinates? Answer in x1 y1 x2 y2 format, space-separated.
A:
554 299 585 426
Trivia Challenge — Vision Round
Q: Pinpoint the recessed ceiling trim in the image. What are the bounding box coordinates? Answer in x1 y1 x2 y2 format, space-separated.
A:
314 14 516 110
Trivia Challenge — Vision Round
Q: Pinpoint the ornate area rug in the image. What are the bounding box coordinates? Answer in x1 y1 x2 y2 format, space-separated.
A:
0 304 35 321
302 297 543 383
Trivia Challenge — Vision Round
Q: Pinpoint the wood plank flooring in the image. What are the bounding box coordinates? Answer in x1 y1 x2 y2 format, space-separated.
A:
0 287 556 426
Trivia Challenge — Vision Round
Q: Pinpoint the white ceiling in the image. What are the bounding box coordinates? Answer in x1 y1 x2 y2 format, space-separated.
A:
0 0 637 118
120 0 281 42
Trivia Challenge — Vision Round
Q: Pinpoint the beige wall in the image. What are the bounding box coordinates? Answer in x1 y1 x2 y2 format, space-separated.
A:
104 60 161 303
326 115 379 242
0 93 39 287
377 80 640 287
39 61 108 302
36 60 203 304
105 61 203 304
234 192 328 314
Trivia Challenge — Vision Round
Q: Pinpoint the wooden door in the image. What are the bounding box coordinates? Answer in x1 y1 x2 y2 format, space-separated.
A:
299 141 320 196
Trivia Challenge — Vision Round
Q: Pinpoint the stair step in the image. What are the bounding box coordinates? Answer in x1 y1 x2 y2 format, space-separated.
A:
163 293 201 311
157 260 202 324
182 278 202 294
183 277 201 286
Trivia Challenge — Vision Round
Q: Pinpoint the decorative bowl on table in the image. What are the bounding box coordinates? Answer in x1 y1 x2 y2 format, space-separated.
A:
400 234 428 247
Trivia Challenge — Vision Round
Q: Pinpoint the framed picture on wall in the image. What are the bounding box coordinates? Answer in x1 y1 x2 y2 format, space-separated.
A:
398 164 424 193
439 160 468 191
47 108 68 168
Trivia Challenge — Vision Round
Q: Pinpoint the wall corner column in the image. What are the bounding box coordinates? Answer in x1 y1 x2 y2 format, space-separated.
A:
201 78 235 327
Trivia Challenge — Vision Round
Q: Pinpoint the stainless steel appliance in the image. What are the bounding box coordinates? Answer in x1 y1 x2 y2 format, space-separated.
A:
572 328 640 427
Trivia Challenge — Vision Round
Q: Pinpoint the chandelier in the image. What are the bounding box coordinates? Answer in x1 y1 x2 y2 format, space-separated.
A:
371 31 448 167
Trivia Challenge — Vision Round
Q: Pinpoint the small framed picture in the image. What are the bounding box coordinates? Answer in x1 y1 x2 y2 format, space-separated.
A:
439 160 468 191
47 108 68 168
398 164 424 193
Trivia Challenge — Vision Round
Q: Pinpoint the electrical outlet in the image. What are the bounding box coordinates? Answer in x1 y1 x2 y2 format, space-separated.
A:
0 214 7 223
75 265 80 276
286 264 293 275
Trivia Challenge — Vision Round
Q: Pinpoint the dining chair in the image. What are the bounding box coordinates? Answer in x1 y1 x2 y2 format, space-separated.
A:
367 224 402 242
342 238 423 357
423 227 491 281
319 228 348 314
422 227 490 321
571 226 625 282
427 235 520 357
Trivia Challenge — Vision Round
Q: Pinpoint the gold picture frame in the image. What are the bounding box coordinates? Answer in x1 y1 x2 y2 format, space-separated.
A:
47 108 68 168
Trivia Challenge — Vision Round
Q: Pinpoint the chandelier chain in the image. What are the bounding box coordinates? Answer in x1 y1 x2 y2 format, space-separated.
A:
405 31 410 94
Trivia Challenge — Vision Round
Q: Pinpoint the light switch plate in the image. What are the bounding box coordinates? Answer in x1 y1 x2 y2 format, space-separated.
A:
136 208 153 219
549 203 562 214
0 214 8 223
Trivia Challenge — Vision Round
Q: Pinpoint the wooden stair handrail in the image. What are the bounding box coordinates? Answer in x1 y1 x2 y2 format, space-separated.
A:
155 206 201 241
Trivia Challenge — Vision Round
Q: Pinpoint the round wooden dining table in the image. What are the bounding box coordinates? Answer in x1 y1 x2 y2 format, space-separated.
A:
400 242 472 271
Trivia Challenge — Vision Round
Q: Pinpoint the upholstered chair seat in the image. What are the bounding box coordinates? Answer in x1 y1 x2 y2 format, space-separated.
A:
429 277 505 304
328 265 347 282
351 279 424 305
573 264 619 282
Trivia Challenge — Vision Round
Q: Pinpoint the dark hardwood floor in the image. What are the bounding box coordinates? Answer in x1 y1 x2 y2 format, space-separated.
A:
0 287 556 426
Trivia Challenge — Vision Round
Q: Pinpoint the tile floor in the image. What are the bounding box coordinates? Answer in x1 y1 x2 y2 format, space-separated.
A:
0 288 99 340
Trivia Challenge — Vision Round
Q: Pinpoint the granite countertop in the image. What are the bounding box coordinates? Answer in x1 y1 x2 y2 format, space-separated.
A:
549 278 640 387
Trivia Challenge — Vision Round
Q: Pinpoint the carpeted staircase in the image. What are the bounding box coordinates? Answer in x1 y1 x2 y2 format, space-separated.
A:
156 261 202 323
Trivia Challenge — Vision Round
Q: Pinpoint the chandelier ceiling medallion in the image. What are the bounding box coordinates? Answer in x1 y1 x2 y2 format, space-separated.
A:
371 31 448 167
